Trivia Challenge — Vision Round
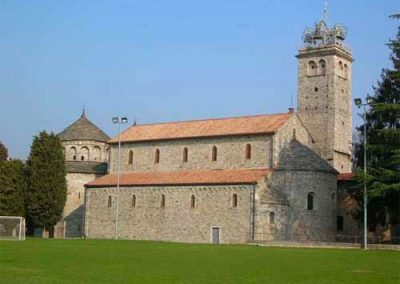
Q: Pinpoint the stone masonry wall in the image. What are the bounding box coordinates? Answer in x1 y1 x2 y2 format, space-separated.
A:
85 184 253 244
337 181 360 237
57 173 99 238
297 46 352 173
277 170 337 241
63 140 109 163
109 135 273 174
273 114 312 167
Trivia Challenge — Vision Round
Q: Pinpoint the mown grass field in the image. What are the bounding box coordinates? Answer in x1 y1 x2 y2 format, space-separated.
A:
0 239 399 284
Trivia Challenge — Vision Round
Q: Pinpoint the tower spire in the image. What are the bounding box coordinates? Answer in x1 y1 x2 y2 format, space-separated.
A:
81 106 86 118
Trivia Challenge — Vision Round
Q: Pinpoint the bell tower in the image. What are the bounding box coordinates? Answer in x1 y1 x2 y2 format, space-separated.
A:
297 18 353 173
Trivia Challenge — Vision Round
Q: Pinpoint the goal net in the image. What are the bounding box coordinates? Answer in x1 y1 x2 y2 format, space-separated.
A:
0 216 26 241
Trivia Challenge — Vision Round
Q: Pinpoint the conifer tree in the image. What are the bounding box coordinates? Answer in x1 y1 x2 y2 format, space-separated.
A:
354 15 400 231
0 141 8 161
0 159 26 217
25 131 67 237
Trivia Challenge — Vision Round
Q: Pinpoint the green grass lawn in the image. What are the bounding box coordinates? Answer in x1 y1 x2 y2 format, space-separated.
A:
0 239 399 284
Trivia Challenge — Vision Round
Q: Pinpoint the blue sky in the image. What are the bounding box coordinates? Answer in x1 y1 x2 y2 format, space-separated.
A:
0 0 398 159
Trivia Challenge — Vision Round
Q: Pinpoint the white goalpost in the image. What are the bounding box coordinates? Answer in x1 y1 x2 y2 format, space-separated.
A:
0 216 26 241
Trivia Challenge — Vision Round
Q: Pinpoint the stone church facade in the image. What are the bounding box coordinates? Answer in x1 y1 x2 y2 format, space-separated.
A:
59 18 359 243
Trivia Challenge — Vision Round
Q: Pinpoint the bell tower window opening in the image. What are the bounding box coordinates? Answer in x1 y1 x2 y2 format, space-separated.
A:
319 60 326 75
308 61 317 76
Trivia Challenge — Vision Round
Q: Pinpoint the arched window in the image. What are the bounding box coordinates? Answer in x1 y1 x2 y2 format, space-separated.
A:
344 64 348 79
339 61 344 76
161 194 165 208
212 146 218 162
128 150 133 165
190 195 196 208
132 195 136 208
269 212 276 224
183 147 188 162
232 193 238 208
319 60 326 75
155 149 160 163
70 147 77 161
107 196 112 208
245 144 252 160
308 61 317 76
81 146 89 161
307 192 315 210
93 146 101 161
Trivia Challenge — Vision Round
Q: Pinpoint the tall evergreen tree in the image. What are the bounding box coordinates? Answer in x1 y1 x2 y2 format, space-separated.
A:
0 159 26 217
25 131 67 237
0 141 8 161
354 16 400 232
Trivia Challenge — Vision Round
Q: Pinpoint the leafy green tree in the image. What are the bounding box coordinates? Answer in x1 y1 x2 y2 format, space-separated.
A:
0 160 26 216
353 15 400 232
0 141 8 161
25 131 67 237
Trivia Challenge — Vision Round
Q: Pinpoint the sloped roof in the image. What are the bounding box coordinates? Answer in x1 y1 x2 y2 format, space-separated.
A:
337 173 354 181
86 168 271 187
58 113 110 142
109 111 293 144
65 161 108 175
276 140 338 174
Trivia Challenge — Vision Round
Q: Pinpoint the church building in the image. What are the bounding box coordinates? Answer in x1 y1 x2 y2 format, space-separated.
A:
72 17 355 244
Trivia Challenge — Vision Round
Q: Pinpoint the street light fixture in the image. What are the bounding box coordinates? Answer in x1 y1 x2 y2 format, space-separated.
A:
112 116 128 240
354 98 373 250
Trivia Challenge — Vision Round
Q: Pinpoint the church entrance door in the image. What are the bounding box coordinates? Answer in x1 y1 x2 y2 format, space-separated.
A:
212 227 220 244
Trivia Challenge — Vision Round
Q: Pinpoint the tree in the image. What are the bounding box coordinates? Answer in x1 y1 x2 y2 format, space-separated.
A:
0 141 8 161
353 15 400 232
0 160 26 216
25 131 67 237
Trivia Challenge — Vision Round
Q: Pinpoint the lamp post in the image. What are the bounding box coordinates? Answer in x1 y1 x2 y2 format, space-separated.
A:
354 98 373 249
112 116 128 240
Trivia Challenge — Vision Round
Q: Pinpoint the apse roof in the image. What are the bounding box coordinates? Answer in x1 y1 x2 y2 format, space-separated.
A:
58 112 110 142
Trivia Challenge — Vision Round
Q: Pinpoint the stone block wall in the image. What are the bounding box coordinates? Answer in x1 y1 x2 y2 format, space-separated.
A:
276 170 337 241
109 135 273 174
56 173 100 238
297 45 353 173
273 114 312 167
337 181 360 237
85 185 254 244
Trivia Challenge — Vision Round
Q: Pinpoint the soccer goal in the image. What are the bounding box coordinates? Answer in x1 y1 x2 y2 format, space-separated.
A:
0 216 26 241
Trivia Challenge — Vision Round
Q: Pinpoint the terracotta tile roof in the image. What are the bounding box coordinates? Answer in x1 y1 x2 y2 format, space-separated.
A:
109 112 293 144
337 173 354 181
86 168 271 187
